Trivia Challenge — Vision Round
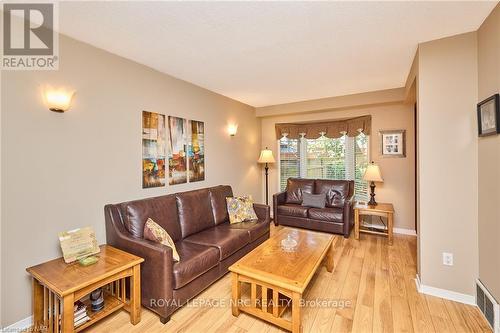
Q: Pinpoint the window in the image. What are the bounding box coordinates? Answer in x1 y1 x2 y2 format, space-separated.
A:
279 138 300 191
279 133 369 201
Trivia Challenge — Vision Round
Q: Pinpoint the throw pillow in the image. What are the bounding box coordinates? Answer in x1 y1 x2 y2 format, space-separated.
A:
226 196 258 224
301 192 326 209
143 218 180 261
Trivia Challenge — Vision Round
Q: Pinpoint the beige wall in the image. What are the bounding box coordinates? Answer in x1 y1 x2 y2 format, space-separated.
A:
478 3 500 301
0 35 261 326
417 32 478 295
260 100 416 231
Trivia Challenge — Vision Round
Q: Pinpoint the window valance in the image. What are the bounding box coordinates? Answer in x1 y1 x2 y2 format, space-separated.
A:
275 115 371 139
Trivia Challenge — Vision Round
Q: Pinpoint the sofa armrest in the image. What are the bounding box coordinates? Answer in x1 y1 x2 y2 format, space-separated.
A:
273 192 286 225
104 204 174 318
253 203 271 224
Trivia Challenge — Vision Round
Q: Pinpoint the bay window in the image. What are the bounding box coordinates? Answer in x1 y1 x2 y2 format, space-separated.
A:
279 133 369 201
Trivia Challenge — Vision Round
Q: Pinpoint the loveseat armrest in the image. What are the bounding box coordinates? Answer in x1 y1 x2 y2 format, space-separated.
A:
253 203 271 224
104 204 175 319
342 195 355 238
273 191 286 225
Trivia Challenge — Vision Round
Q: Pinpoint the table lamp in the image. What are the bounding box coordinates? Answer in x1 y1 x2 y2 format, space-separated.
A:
258 147 275 205
363 161 383 206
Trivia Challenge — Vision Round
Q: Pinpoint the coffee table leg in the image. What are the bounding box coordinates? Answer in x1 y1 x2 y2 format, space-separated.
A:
292 292 302 333
326 242 334 272
130 264 142 324
231 273 240 316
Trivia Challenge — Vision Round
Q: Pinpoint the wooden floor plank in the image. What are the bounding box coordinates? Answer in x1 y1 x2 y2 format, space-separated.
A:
84 227 490 333
372 237 394 333
425 295 456 333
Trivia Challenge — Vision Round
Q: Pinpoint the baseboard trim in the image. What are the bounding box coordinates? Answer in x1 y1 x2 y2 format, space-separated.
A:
4 315 32 331
415 274 475 305
393 227 417 236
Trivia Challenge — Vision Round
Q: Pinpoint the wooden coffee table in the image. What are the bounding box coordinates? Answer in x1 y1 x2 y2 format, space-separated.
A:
229 227 336 333
26 245 144 333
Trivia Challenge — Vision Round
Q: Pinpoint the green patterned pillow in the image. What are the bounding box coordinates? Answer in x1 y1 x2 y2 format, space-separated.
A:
226 196 258 224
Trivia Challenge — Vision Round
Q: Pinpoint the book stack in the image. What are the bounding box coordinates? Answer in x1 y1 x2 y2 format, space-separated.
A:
74 300 90 328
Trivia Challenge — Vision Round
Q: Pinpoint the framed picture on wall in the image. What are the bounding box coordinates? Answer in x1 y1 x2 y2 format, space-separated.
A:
379 129 406 158
477 93 500 137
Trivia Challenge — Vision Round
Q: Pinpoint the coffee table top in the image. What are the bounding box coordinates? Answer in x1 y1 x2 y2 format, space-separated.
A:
26 245 143 297
229 227 335 293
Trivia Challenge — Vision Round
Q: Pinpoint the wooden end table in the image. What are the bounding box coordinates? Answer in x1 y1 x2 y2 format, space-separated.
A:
354 202 394 245
26 245 144 333
229 227 336 333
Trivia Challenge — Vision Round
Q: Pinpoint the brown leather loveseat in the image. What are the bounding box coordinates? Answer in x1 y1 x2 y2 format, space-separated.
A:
105 185 270 323
273 178 354 238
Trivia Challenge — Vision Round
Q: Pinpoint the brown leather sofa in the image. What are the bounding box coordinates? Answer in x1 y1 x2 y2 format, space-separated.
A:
105 185 270 323
273 178 354 238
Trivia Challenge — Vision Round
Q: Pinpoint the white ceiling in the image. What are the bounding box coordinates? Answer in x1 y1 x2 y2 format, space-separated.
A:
58 1 497 107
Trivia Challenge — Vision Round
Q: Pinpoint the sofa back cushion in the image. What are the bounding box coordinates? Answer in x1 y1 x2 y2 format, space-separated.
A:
285 178 315 204
176 188 215 238
314 179 353 208
208 185 233 224
121 195 182 241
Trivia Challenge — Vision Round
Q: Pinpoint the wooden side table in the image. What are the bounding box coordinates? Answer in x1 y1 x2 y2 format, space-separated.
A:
26 245 144 333
354 203 394 245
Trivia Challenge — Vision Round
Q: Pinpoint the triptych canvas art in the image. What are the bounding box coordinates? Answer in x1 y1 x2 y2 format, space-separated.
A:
142 111 205 188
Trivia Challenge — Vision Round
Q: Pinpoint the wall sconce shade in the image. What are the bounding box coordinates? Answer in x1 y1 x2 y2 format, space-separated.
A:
258 148 275 164
227 124 238 136
44 87 75 112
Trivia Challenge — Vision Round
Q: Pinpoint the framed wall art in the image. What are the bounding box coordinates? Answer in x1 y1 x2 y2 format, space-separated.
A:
379 129 406 158
142 111 166 188
167 116 188 185
188 120 205 182
477 93 500 137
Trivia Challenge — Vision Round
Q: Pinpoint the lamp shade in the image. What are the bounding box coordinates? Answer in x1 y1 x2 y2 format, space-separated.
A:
363 162 383 182
258 148 275 164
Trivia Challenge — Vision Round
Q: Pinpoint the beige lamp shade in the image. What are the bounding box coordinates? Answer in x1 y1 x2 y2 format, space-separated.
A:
258 148 275 164
363 162 383 182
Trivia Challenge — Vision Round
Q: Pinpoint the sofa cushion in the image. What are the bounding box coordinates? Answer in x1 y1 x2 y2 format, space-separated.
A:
301 192 326 208
308 207 344 223
172 241 220 289
183 225 250 260
208 185 233 224
143 218 180 261
121 195 182 241
314 179 351 208
277 204 309 218
285 178 315 204
226 196 258 224
226 220 269 242
176 189 215 238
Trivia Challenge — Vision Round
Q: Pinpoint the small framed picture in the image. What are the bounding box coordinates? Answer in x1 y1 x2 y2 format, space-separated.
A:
379 129 406 158
477 94 500 137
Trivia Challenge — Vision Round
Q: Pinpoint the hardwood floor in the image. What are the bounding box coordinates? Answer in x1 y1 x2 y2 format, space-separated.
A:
87 227 491 333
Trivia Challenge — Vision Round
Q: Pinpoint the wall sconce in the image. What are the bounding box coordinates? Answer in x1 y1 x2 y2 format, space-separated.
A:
43 87 75 113
228 124 238 136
